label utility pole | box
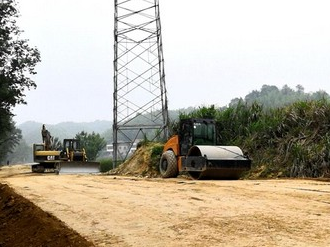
[113,0,168,166]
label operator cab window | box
[35,145,44,151]
[193,121,215,145]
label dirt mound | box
[109,143,163,178]
[0,183,94,247]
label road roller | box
[159,118,251,179]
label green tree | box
[0,0,41,162]
[179,105,218,120]
[5,138,31,164]
[75,131,106,161]
[233,84,330,110]
[296,84,305,94]
[0,116,22,163]
[51,137,62,150]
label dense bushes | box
[99,158,113,172]
[183,99,330,178]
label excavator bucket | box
[55,161,100,174]
[183,145,251,180]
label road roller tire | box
[159,150,178,178]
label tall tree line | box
[230,84,329,109]
[181,98,330,178]
[0,0,40,163]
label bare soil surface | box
[1,165,330,247]
[0,183,93,247]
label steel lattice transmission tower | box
[113,0,169,165]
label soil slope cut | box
[0,183,94,247]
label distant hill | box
[18,109,184,147]
[229,84,330,109]
[19,120,112,146]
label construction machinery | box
[55,138,100,174]
[159,118,251,179]
[32,143,61,173]
[32,125,100,174]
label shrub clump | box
[99,158,113,172]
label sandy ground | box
[1,165,330,247]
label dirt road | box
[1,165,330,247]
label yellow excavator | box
[32,125,100,174]
[160,118,251,179]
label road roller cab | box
[160,118,251,179]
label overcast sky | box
[13,0,330,124]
